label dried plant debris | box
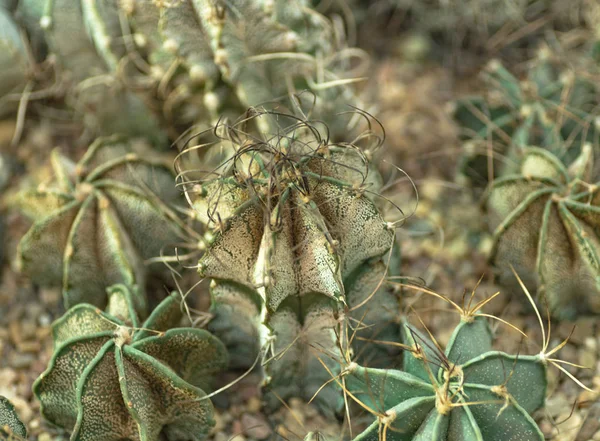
[13,135,185,313]
[345,316,548,441]
[5,0,365,141]
[33,285,228,441]
[0,396,27,441]
[486,145,600,318]
[177,109,401,413]
[454,52,599,187]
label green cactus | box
[181,111,400,412]
[454,54,599,186]
[345,317,547,441]
[13,135,185,313]
[0,1,30,118]
[33,285,228,441]
[486,144,600,319]
[9,0,360,141]
[0,396,27,441]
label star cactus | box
[345,317,547,441]
[14,135,185,314]
[0,396,26,441]
[486,144,600,318]
[34,285,228,441]
[181,111,399,412]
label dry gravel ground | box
[1,55,599,441]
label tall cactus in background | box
[179,109,400,413]
[2,0,364,144]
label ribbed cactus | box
[486,145,600,318]
[182,111,399,412]
[454,54,599,186]
[0,396,26,441]
[345,317,547,441]
[14,135,184,313]
[7,0,360,141]
[34,285,228,441]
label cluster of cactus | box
[34,285,228,440]
[180,110,401,412]
[345,315,548,440]
[0,396,27,441]
[453,47,600,318]
[454,50,599,186]
[11,135,188,313]
[0,0,362,143]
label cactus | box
[486,144,600,319]
[9,0,361,142]
[33,285,228,441]
[345,316,547,441]
[454,54,599,186]
[13,135,185,313]
[180,110,399,413]
[0,396,27,441]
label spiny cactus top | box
[34,285,228,441]
[14,136,183,313]
[486,144,600,318]
[0,396,26,441]
[345,317,548,441]
[454,54,599,185]
[10,0,358,140]
[182,112,398,412]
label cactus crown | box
[14,136,185,313]
[177,109,399,412]
[33,285,228,441]
[345,316,547,441]
[486,144,600,318]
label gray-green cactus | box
[14,135,184,313]
[345,317,547,440]
[454,54,599,186]
[0,396,26,441]
[486,144,600,319]
[182,111,400,413]
[9,0,361,141]
[33,285,228,441]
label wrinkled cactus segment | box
[0,396,27,441]
[33,286,228,441]
[454,54,599,186]
[9,0,359,141]
[486,145,600,318]
[345,317,547,441]
[14,136,184,313]
[183,111,398,412]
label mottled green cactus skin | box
[186,118,399,412]
[34,285,228,441]
[0,1,29,118]
[0,396,27,441]
[8,0,356,141]
[346,317,547,441]
[486,145,600,319]
[454,56,599,186]
[14,136,183,313]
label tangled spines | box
[34,286,228,441]
[345,317,547,441]
[13,135,186,314]
[3,0,366,143]
[176,108,401,413]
